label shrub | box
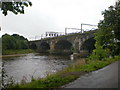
[88,46,110,60]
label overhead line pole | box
[65,27,82,35]
[65,23,97,35]
[81,23,98,33]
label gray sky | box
[0,0,115,40]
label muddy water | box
[3,53,72,83]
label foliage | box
[12,34,27,40]
[12,34,29,49]
[88,46,110,60]
[89,1,120,60]
[2,34,17,50]
[113,1,120,41]
[2,33,29,51]
[0,0,32,16]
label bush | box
[88,46,110,60]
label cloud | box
[1,0,115,40]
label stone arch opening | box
[80,37,96,53]
[54,40,73,55]
[30,43,37,50]
[54,40,72,50]
[39,42,50,52]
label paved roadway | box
[63,61,119,88]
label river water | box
[2,53,72,84]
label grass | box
[2,49,34,55]
[61,55,119,73]
[11,75,77,88]
[8,55,119,88]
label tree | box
[2,34,17,50]
[19,40,29,49]
[12,34,27,40]
[2,33,29,50]
[12,34,29,49]
[114,1,120,41]
[0,0,32,16]
[89,1,120,60]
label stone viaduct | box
[29,30,97,56]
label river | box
[2,53,72,84]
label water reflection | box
[3,53,72,83]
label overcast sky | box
[0,0,116,40]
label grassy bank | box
[2,49,34,55]
[9,55,119,88]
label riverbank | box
[9,55,119,88]
[2,49,34,56]
[1,54,27,58]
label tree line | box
[1,34,29,50]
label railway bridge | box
[29,30,97,57]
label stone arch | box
[80,37,96,53]
[39,42,50,52]
[53,40,73,55]
[30,43,37,50]
[54,40,73,50]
